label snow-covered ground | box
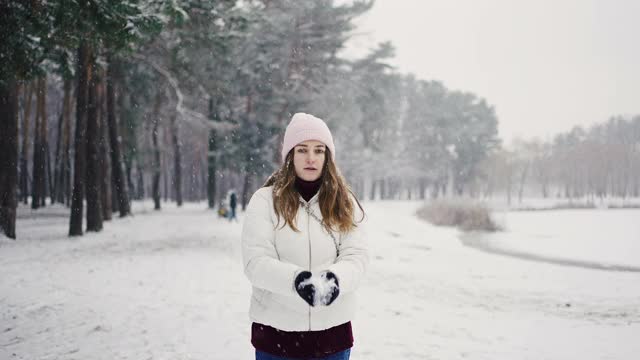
[482,195,640,212]
[464,209,640,271]
[1,200,639,359]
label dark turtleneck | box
[294,176,322,202]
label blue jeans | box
[256,348,351,360]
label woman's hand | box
[318,271,340,305]
[294,270,340,306]
[294,271,315,306]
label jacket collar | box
[299,192,320,207]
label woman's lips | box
[304,167,317,171]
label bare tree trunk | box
[0,78,19,239]
[152,122,161,210]
[430,182,440,199]
[419,178,427,200]
[151,92,162,210]
[136,161,144,200]
[85,57,103,232]
[125,161,134,200]
[201,154,207,201]
[31,77,47,209]
[54,79,72,205]
[541,182,548,198]
[31,80,42,208]
[207,97,222,208]
[163,156,169,202]
[518,162,529,203]
[390,179,400,199]
[111,174,118,213]
[207,129,217,209]
[40,77,49,207]
[86,59,102,232]
[358,177,365,202]
[69,42,91,236]
[506,172,513,206]
[170,114,182,207]
[187,163,195,201]
[53,110,63,204]
[241,170,252,211]
[441,178,448,198]
[100,127,112,220]
[63,80,73,206]
[369,179,377,201]
[45,126,52,204]
[98,73,112,221]
[163,124,169,203]
[20,81,33,204]
[106,55,130,217]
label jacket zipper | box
[306,201,312,330]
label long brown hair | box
[263,149,364,234]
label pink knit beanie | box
[281,113,335,163]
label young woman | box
[241,113,368,360]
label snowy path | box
[1,201,639,359]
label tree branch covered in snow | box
[130,53,237,132]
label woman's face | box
[293,140,326,181]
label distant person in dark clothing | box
[229,191,238,222]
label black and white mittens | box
[294,270,340,306]
[294,271,315,306]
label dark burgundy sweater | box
[251,176,353,358]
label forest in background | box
[1,0,639,239]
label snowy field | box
[465,209,640,271]
[1,200,639,360]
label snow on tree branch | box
[131,53,237,133]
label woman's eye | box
[297,148,306,153]
[315,149,325,154]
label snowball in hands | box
[294,270,340,306]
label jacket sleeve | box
[242,190,303,296]
[327,204,369,294]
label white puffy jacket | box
[241,186,368,331]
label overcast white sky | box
[341,0,640,143]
